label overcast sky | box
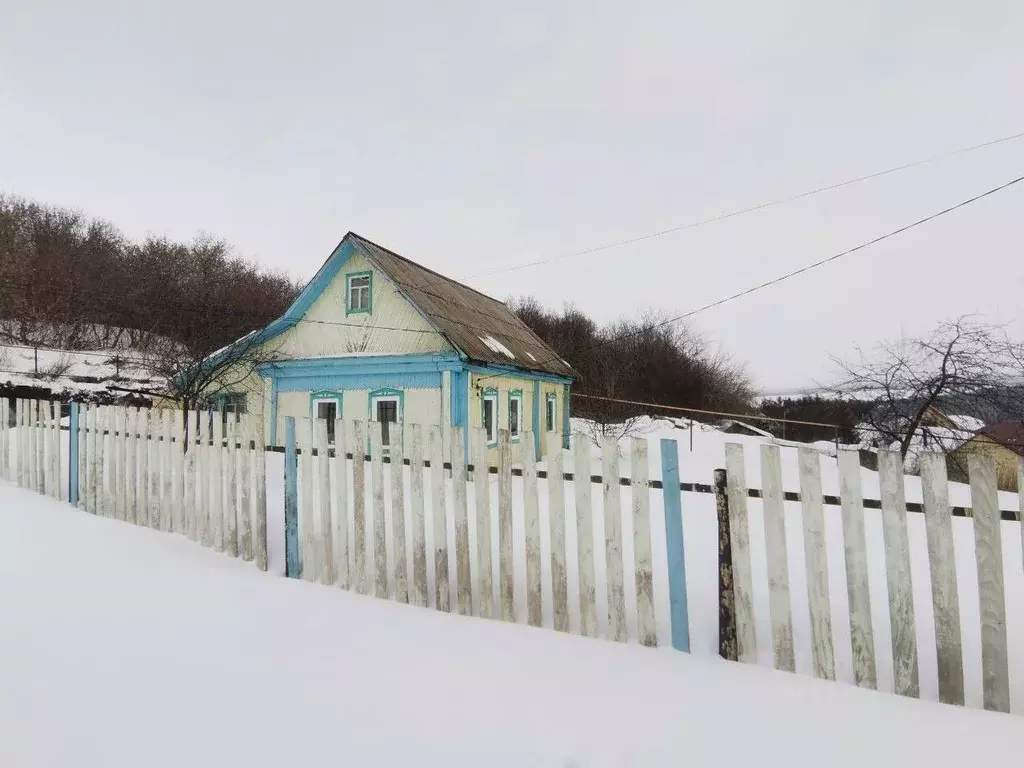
[2,1,1023,392]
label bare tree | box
[142,328,285,444]
[833,317,1024,463]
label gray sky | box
[3,1,1023,392]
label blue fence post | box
[284,416,300,578]
[69,402,80,507]
[661,438,690,652]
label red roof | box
[977,421,1024,457]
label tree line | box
[0,194,299,356]
[508,297,755,433]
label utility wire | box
[474,172,1024,385]
[470,129,1024,278]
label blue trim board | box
[464,362,572,385]
[660,438,690,652]
[284,418,300,578]
[259,352,463,379]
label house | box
[212,232,574,460]
[948,421,1024,491]
[718,418,775,439]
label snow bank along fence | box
[4,397,1021,715]
[0,397,269,570]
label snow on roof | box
[478,334,516,361]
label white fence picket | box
[125,408,137,524]
[548,431,570,633]
[316,418,332,583]
[920,451,964,706]
[332,419,349,587]
[497,429,514,622]
[574,434,597,638]
[601,435,626,642]
[798,447,835,681]
[522,432,542,626]
[172,412,184,536]
[472,428,494,619]
[161,410,172,533]
[88,404,100,515]
[837,448,876,689]
[409,424,427,606]
[430,424,451,612]
[725,443,757,663]
[761,444,795,673]
[115,407,126,518]
[968,455,1011,713]
[253,415,268,572]
[0,398,7,482]
[239,415,253,561]
[451,426,471,615]
[631,437,656,647]
[351,420,367,594]
[878,449,919,698]
[370,421,388,598]
[390,423,408,603]
[225,418,239,556]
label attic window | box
[346,271,372,315]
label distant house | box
[948,421,1024,491]
[212,232,574,459]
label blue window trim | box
[345,270,373,316]
[309,390,343,421]
[562,383,571,450]
[546,392,557,433]
[508,388,523,443]
[482,387,499,446]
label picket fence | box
[0,398,269,570]
[2,397,1021,715]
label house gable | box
[264,239,455,360]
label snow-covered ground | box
[0,342,161,397]
[2,480,1022,767]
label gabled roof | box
[264,232,573,379]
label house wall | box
[949,436,1021,491]
[269,250,452,359]
[468,371,568,461]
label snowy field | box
[2,480,1022,767]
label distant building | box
[211,232,574,459]
[948,421,1024,491]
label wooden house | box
[210,233,573,459]
[948,421,1024,491]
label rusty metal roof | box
[976,421,1024,457]
[348,233,574,379]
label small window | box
[315,400,338,443]
[508,390,522,441]
[375,398,399,445]
[215,393,247,426]
[346,272,372,314]
[483,389,498,445]
[546,394,557,433]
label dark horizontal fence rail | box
[264,444,1020,521]
[32,428,1021,520]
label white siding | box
[269,251,453,359]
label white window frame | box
[508,391,523,441]
[312,396,341,443]
[483,390,498,446]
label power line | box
[470,129,1024,278]
[474,172,1024,385]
